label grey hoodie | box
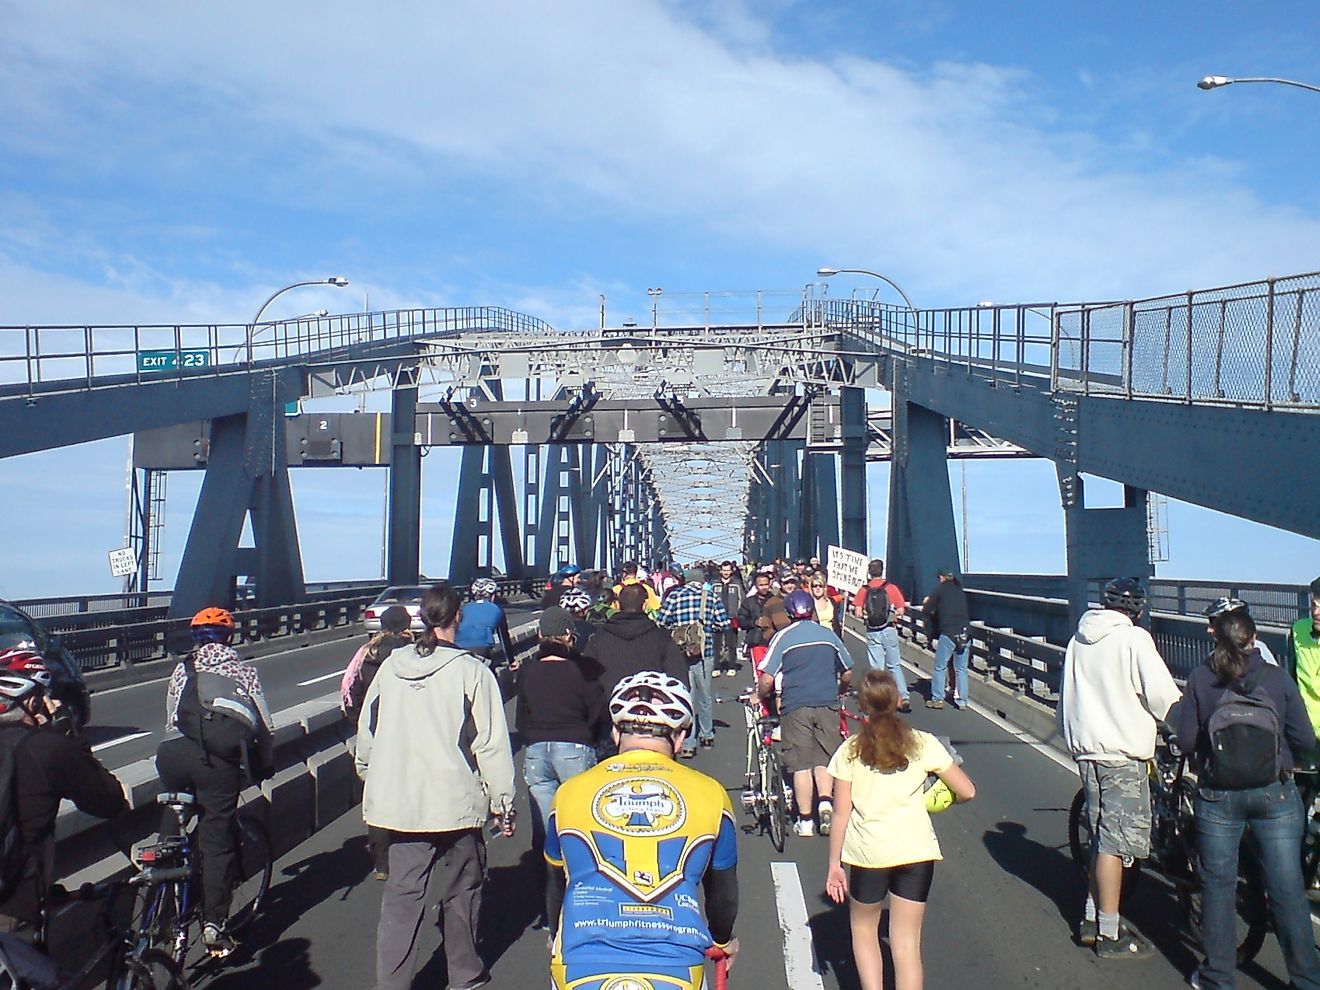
[1057,608,1181,762]
[355,642,515,833]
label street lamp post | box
[1198,75,1320,95]
[816,267,917,311]
[245,277,349,364]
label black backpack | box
[864,582,896,630]
[175,654,261,765]
[1204,671,1283,789]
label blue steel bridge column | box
[170,368,306,618]
[840,385,868,555]
[804,451,840,561]
[386,381,422,586]
[1058,469,1153,631]
[886,398,960,606]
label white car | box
[363,585,430,633]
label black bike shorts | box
[848,860,935,904]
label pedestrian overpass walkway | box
[135,633,1299,990]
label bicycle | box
[739,696,790,852]
[705,945,730,990]
[0,866,192,989]
[136,792,273,970]
[1067,736,1268,964]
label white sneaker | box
[818,801,833,836]
[794,819,815,838]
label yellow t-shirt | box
[827,729,953,868]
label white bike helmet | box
[471,578,499,599]
[609,671,694,734]
[1203,596,1248,619]
[558,588,593,613]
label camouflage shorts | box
[1079,759,1151,860]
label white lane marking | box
[91,730,152,752]
[298,668,348,687]
[770,861,825,990]
[842,627,1077,774]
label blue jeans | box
[680,656,715,755]
[931,634,969,705]
[523,742,597,848]
[1194,779,1320,990]
[865,627,907,699]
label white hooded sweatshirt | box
[1057,609,1181,762]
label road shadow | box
[204,834,373,988]
[808,892,900,990]
[414,846,547,986]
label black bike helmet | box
[1102,577,1147,618]
[1203,596,1248,620]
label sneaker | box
[794,819,815,838]
[447,974,491,990]
[952,699,967,710]
[712,670,724,678]
[1094,930,1153,959]
[898,700,913,713]
[373,869,389,881]
[700,737,715,749]
[925,699,945,709]
[679,748,696,760]
[818,801,833,836]
[202,922,236,959]
[1188,963,1203,989]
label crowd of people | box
[1,565,1319,990]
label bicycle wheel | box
[761,746,788,853]
[113,948,187,990]
[1178,842,1269,966]
[1067,787,1140,898]
[226,816,272,935]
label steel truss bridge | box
[2,272,1317,624]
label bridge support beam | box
[387,383,422,586]
[840,387,868,555]
[887,399,960,605]
[1058,469,1152,630]
[170,398,306,618]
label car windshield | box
[374,587,427,606]
[0,605,42,653]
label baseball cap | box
[380,605,412,634]
[684,566,706,583]
[539,606,576,638]
[938,568,956,579]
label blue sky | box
[1,0,1318,599]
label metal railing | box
[813,271,1320,411]
[1055,273,1320,409]
[0,306,557,398]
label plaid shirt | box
[656,584,732,663]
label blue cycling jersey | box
[455,600,504,650]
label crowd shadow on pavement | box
[203,834,374,988]
[980,821,1292,988]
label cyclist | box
[0,649,127,939]
[1287,578,1320,734]
[543,565,583,608]
[556,588,598,653]
[1057,578,1180,959]
[545,672,739,990]
[1175,608,1320,990]
[456,578,515,667]
[759,590,853,837]
[158,607,274,959]
[1203,597,1277,666]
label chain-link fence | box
[1054,272,1320,409]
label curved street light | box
[816,267,917,311]
[1198,75,1320,95]
[245,277,349,364]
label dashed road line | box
[91,730,153,752]
[770,861,825,990]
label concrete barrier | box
[56,619,541,891]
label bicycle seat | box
[156,791,197,807]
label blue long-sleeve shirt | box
[1175,649,1317,776]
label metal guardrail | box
[0,306,556,397]
[813,270,1320,412]
[52,577,536,672]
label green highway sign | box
[137,349,211,373]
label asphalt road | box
[139,628,1305,990]
[81,603,540,770]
